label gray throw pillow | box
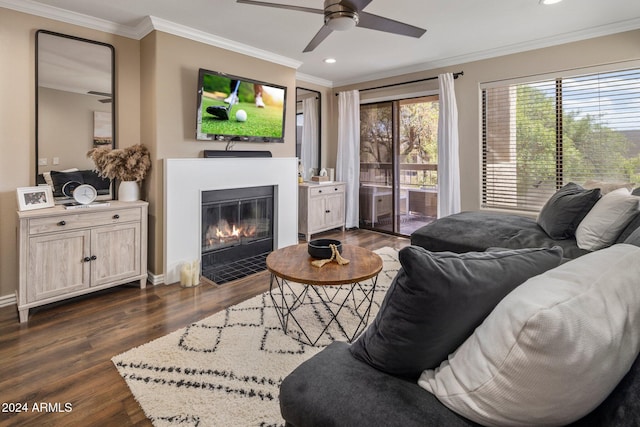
[624,226,640,247]
[537,182,601,239]
[616,212,640,244]
[350,245,564,380]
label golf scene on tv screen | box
[196,68,286,142]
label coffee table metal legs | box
[269,274,378,346]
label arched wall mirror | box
[296,87,321,180]
[36,30,115,202]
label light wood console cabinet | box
[298,182,346,241]
[17,201,148,322]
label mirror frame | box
[296,87,322,171]
[35,30,116,201]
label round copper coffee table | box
[266,243,383,346]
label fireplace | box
[201,186,274,284]
[164,158,297,286]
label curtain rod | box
[335,71,464,96]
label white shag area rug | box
[112,247,400,427]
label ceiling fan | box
[236,0,427,52]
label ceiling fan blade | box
[303,25,334,52]
[340,0,373,12]
[357,11,426,38]
[236,0,323,15]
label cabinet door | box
[307,196,326,231]
[91,222,141,287]
[27,230,91,302]
[325,193,345,227]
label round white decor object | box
[73,184,97,205]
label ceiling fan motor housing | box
[324,0,359,30]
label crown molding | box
[295,72,333,88]
[0,0,139,38]
[333,16,640,87]
[140,16,302,70]
[0,1,302,69]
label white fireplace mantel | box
[164,157,298,284]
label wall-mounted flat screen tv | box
[196,68,286,143]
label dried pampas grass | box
[87,144,151,182]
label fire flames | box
[205,219,257,247]
[216,224,241,239]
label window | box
[482,67,640,212]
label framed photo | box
[93,111,113,147]
[17,186,55,211]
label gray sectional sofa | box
[410,209,640,260]
[280,184,640,427]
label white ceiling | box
[10,0,640,86]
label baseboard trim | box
[147,272,165,286]
[0,275,166,309]
[0,293,17,308]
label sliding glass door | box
[359,96,439,235]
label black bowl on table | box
[308,239,343,259]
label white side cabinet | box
[17,201,148,322]
[298,182,346,241]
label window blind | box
[482,67,640,212]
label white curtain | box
[300,96,319,180]
[437,73,461,218]
[336,90,360,228]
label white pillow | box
[582,180,635,194]
[419,244,640,427]
[575,187,640,251]
[42,171,54,187]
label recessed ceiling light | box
[539,0,563,4]
[323,58,337,64]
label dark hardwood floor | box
[0,229,409,427]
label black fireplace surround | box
[201,186,274,284]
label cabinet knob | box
[90,255,97,261]
[58,220,66,226]
[318,190,322,193]
[113,214,120,219]
[325,210,330,213]
[83,256,91,262]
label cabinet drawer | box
[29,208,141,235]
[309,185,344,197]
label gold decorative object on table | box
[311,244,350,268]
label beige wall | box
[333,29,640,212]
[140,31,298,275]
[0,7,140,300]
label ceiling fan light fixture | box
[324,1,359,31]
[325,12,358,31]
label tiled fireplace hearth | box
[164,158,298,285]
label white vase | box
[118,180,140,201]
